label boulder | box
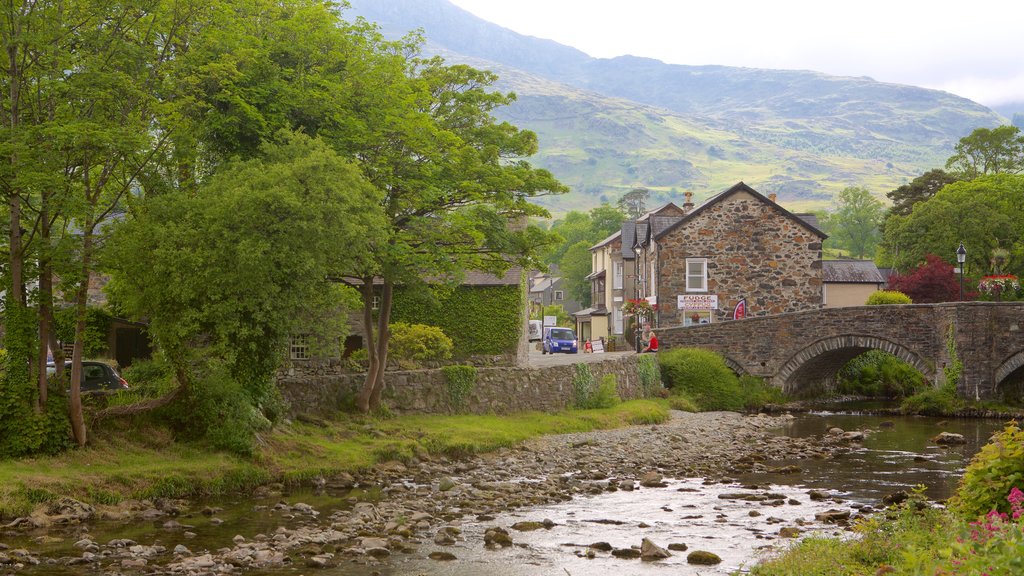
[932,432,966,445]
[639,472,665,488]
[687,550,722,565]
[640,538,671,560]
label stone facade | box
[658,301,1024,401]
[280,355,650,418]
[654,183,824,327]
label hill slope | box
[346,0,1004,211]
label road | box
[525,344,638,368]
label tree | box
[589,204,627,240]
[886,255,960,303]
[945,125,1024,180]
[828,187,885,259]
[559,240,594,308]
[618,187,649,218]
[886,169,959,217]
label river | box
[2,410,1008,576]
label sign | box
[733,298,746,320]
[678,294,718,310]
[543,315,557,327]
[592,339,605,353]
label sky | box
[446,0,1024,108]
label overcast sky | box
[447,0,1023,107]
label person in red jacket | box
[641,331,658,353]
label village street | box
[526,346,637,368]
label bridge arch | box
[722,356,749,378]
[995,350,1024,400]
[775,334,932,395]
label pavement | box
[525,344,638,368]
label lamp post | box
[634,245,642,352]
[956,242,966,301]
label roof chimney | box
[683,190,694,213]
[768,193,777,203]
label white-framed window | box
[371,295,381,310]
[613,307,624,334]
[684,310,713,327]
[686,258,708,292]
[554,290,564,301]
[290,335,310,360]
[613,261,623,290]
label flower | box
[622,298,654,317]
[978,275,1020,295]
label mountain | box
[345,0,1005,212]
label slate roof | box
[590,229,621,251]
[654,182,828,241]
[620,221,637,259]
[796,213,820,229]
[350,266,523,287]
[823,260,885,284]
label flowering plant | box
[978,274,1020,295]
[622,298,655,316]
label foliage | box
[943,322,962,396]
[559,240,595,307]
[978,274,1021,296]
[441,365,476,413]
[119,358,175,397]
[618,187,650,218]
[880,174,1024,276]
[637,354,662,396]
[572,364,596,409]
[949,422,1024,519]
[622,298,655,317]
[737,375,788,408]
[885,169,959,218]
[827,186,885,259]
[945,125,1024,180]
[865,290,912,305]
[900,388,962,415]
[837,350,927,398]
[585,374,622,410]
[533,304,572,327]
[391,284,523,357]
[666,394,699,412]
[53,308,113,358]
[884,255,959,303]
[546,204,626,309]
[387,323,453,367]
[658,348,744,411]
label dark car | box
[46,361,130,394]
[542,327,578,354]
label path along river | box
[1,409,1006,576]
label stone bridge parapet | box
[658,302,1024,399]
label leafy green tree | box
[560,240,594,308]
[945,125,1024,180]
[828,187,885,259]
[880,174,1024,276]
[590,204,627,240]
[886,169,959,217]
[618,187,649,218]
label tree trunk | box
[36,192,55,408]
[68,220,96,447]
[356,277,378,413]
[367,281,394,411]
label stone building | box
[594,182,826,333]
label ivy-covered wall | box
[391,284,523,358]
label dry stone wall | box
[280,355,648,418]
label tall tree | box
[945,125,1024,180]
[559,240,594,308]
[829,186,885,259]
[618,187,649,218]
[886,169,959,217]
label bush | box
[659,348,744,411]
[637,354,662,396]
[121,358,174,396]
[388,322,453,367]
[738,375,787,409]
[667,394,698,412]
[949,422,1024,519]
[587,374,621,409]
[900,388,961,416]
[572,363,595,408]
[441,365,476,413]
[866,290,912,305]
[837,350,927,398]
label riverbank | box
[0,409,860,574]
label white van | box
[528,320,543,342]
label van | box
[542,326,578,354]
[528,320,543,342]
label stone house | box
[595,182,825,333]
[528,268,581,316]
[822,259,886,308]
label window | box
[371,295,381,310]
[613,307,623,334]
[290,335,310,360]
[613,261,623,290]
[554,290,564,301]
[686,258,708,292]
[684,310,713,327]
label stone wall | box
[280,355,648,418]
[656,188,823,327]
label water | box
[4,411,1008,575]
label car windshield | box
[549,329,574,340]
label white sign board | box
[543,315,557,327]
[592,339,605,353]
[678,294,718,310]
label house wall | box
[656,190,823,327]
[824,283,881,308]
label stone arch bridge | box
[658,302,1024,400]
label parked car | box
[46,361,130,394]
[542,327,578,354]
[528,320,543,342]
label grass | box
[0,400,668,519]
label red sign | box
[733,299,746,320]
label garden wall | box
[279,355,648,418]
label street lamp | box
[956,242,967,301]
[633,245,642,352]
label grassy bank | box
[0,400,668,519]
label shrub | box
[388,322,453,367]
[866,290,912,305]
[738,375,787,409]
[949,422,1024,519]
[659,348,743,411]
[900,388,961,416]
[587,374,621,409]
[441,365,476,413]
[837,350,927,398]
[637,354,662,396]
[120,358,174,396]
[667,394,698,412]
[572,363,595,408]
